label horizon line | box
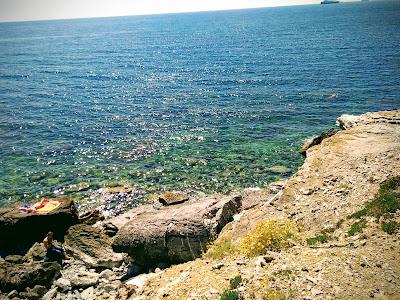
[0,2,330,24]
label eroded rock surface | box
[0,198,78,256]
[123,110,400,300]
[0,260,61,292]
[64,224,125,269]
[112,194,242,265]
[158,191,190,206]
[278,109,400,231]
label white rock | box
[65,291,74,300]
[311,288,324,296]
[336,114,362,129]
[55,277,72,292]
[255,256,267,268]
[80,286,95,300]
[42,287,58,300]
[126,273,158,289]
[7,290,18,298]
[63,269,100,288]
[99,269,116,281]
[73,290,82,300]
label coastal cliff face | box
[0,110,398,300]
[126,110,400,300]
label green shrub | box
[381,220,399,234]
[348,219,367,236]
[321,226,336,234]
[230,275,242,289]
[347,176,399,235]
[306,235,329,246]
[349,208,368,219]
[350,176,399,219]
[220,289,239,300]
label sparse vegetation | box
[348,208,368,219]
[348,219,367,236]
[272,269,294,280]
[204,233,236,259]
[381,220,399,234]
[220,289,239,300]
[230,275,242,289]
[306,234,329,246]
[263,288,289,300]
[321,226,336,234]
[220,275,242,300]
[348,176,400,235]
[238,219,298,257]
[206,218,298,259]
[306,218,345,247]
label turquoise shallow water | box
[0,1,399,207]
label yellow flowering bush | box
[238,218,298,257]
[204,232,236,259]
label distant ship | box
[321,0,339,4]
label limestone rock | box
[64,224,124,269]
[21,285,47,300]
[112,194,242,265]
[78,210,104,225]
[336,114,362,129]
[24,242,47,262]
[54,277,72,292]
[116,284,135,300]
[0,260,61,292]
[158,191,190,206]
[0,197,78,256]
[102,222,119,237]
[62,269,99,288]
[80,286,95,300]
[99,269,116,281]
[42,287,58,300]
[4,255,24,264]
[300,128,338,157]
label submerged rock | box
[64,224,125,269]
[0,197,78,256]
[112,194,242,266]
[266,165,291,174]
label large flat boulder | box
[112,194,242,266]
[64,224,125,269]
[0,197,78,256]
[0,260,61,292]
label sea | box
[0,0,399,210]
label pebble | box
[212,262,224,270]
[7,290,18,298]
[99,269,116,281]
[255,256,267,268]
[311,288,324,296]
[55,277,72,292]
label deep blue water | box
[0,1,399,208]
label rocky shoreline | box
[1,109,399,300]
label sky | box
[0,0,342,23]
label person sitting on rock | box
[43,231,69,263]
